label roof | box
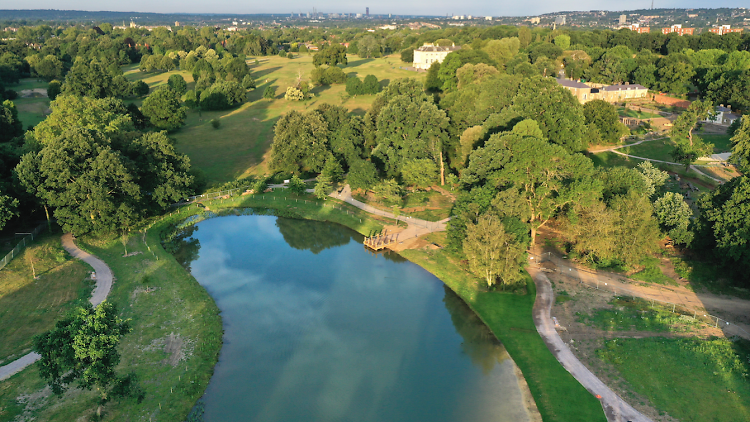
[556,78,590,89]
[725,113,741,120]
[415,44,461,52]
[601,83,647,91]
[716,106,732,112]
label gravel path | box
[0,234,113,381]
[529,265,652,422]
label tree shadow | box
[252,66,282,80]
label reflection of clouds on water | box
[183,215,531,422]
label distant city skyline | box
[7,1,749,17]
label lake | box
[174,214,536,422]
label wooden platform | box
[363,232,397,251]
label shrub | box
[211,118,220,129]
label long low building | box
[556,79,648,104]
[412,43,461,70]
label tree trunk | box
[44,205,51,231]
[439,151,445,186]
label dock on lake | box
[364,231,397,251]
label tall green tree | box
[670,100,714,169]
[729,115,750,172]
[141,86,187,131]
[269,110,330,174]
[313,44,348,67]
[62,58,116,99]
[33,302,141,415]
[463,215,525,288]
[0,100,23,142]
[583,100,628,144]
[462,120,598,243]
[654,192,693,245]
[167,74,188,95]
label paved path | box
[329,184,449,242]
[529,265,652,422]
[0,234,113,381]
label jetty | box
[363,231,397,251]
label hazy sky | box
[10,1,749,17]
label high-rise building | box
[366,7,369,17]
[619,14,627,25]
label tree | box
[131,81,149,97]
[345,77,363,96]
[284,86,305,101]
[46,80,62,101]
[313,44,348,67]
[424,62,442,92]
[200,81,246,110]
[242,74,256,90]
[33,55,63,81]
[729,115,750,172]
[142,87,187,131]
[401,159,438,188]
[288,175,306,194]
[314,175,332,199]
[33,95,133,144]
[362,75,380,94]
[518,27,532,48]
[462,120,598,243]
[269,110,329,174]
[554,34,571,50]
[33,302,141,414]
[636,161,669,197]
[263,85,276,100]
[371,179,403,204]
[583,100,628,144]
[62,58,115,99]
[438,49,496,92]
[511,77,587,152]
[358,35,381,58]
[400,49,414,63]
[0,193,18,230]
[695,175,750,276]
[670,100,714,169]
[463,215,525,287]
[0,100,23,142]
[347,159,378,190]
[321,158,344,183]
[167,74,187,95]
[482,38,520,69]
[654,192,693,245]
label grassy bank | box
[0,230,93,365]
[0,190,393,421]
[598,337,750,422]
[400,233,607,422]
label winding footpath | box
[0,233,113,381]
[529,264,652,422]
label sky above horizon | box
[10,1,749,17]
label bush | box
[199,81,246,110]
[345,77,363,96]
[167,74,187,95]
[47,80,62,100]
[263,85,276,100]
[211,118,220,129]
[131,80,150,97]
[242,74,256,90]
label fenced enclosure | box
[0,223,47,271]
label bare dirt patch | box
[144,333,191,367]
[19,88,47,98]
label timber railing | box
[0,222,47,271]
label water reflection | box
[174,214,531,422]
[165,225,201,272]
[442,286,509,375]
[275,217,355,254]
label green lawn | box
[127,54,422,186]
[590,151,645,168]
[702,134,733,153]
[619,138,676,162]
[0,230,93,365]
[577,296,698,332]
[597,337,750,422]
[401,233,607,422]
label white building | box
[412,43,461,70]
[704,105,741,126]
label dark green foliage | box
[263,85,276,100]
[311,66,347,86]
[131,80,150,97]
[33,302,136,400]
[400,49,414,63]
[242,74,256,90]
[142,86,186,131]
[46,80,62,101]
[347,159,378,190]
[199,81,246,110]
[211,118,220,129]
[269,110,330,174]
[0,100,23,142]
[167,74,188,96]
[345,77,363,95]
[362,75,380,94]
[424,61,442,92]
[287,175,306,194]
[313,44,348,67]
[61,58,118,99]
[528,42,564,62]
[730,115,750,172]
[125,103,147,130]
[583,100,628,144]
[438,49,496,91]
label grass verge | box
[0,229,93,365]
[576,296,699,332]
[597,337,750,422]
[400,234,607,422]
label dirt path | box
[0,234,113,381]
[529,266,653,422]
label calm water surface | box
[176,215,532,422]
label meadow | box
[124,54,422,186]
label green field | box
[702,134,733,153]
[8,78,51,129]
[124,54,422,186]
[401,232,607,422]
[0,231,93,365]
[597,337,750,422]
[577,296,698,332]
[619,138,676,162]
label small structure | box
[662,24,694,36]
[709,25,743,35]
[364,231,397,251]
[412,43,461,70]
[704,105,741,126]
